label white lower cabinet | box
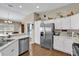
[54,36,64,51]
[54,36,73,55]
[0,40,18,56]
[63,37,73,54]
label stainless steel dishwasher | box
[19,37,29,55]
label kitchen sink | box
[0,39,14,47]
[0,42,7,47]
[3,39,14,42]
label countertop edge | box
[0,35,29,51]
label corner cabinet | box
[0,40,19,56]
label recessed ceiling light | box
[19,5,22,8]
[36,6,39,8]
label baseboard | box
[32,43,40,46]
[19,50,29,56]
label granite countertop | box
[0,35,29,51]
[54,35,72,38]
[54,36,79,43]
[72,37,79,43]
[6,34,29,40]
[0,34,8,37]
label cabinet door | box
[63,37,73,54]
[55,18,62,29]
[59,36,65,52]
[61,17,71,29]
[54,36,64,51]
[1,40,18,56]
[71,14,79,29]
[54,36,59,50]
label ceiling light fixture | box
[36,6,39,8]
[19,5,22,8]
[8,21,12,23]
[4,20,8,23]
[4,12,13,24]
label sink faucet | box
[1,37,5,42]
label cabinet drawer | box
[1,40,18,56]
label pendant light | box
[4,12,12,23]
[8,12,12,24]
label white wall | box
[22,13,34,34]
[34,21,41,44]
[22,13,35,43]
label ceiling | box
[0,3,70,21]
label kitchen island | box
[0,34,29,56]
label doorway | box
[27,23,34,41]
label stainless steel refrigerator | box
[40,23,55,49]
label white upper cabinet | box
[71,13,79,29]
[61,17,71,29]
[55,17,71,29]
[40,16,71,30]
[55,13,79,29]
[55,18,62,29]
